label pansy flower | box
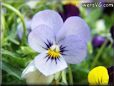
[92,35,106,48]
[92,35,111,48]
[88,66,109,85]
[22,10,90,76]
[88,66,114,85]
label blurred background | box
[1,0,114,85]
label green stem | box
[90,40,108,69]
[1,13,5,40]
[68,65,73,84]
[61,70,67,84]
[2,2,27,45]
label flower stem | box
[62,70,67,84]
[90,40,108,69]
[2,2,27,45]
[68,65,73,84]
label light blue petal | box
[31,10,63,34]
[59,35,87,64]
[56,16,91,43]
[28,25,55,53]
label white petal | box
[31,10,63,34]
[59,35,87,64]
[25,71,54,84]
[34,53,68,76]
[56,16,90,43]
[21,61,36,78]
[22,61,54,84]
[28,25,55,53]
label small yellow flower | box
[62,0,80,6]
[88,66,109,85]
[62,0,92,6]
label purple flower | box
[92,35,106,48]
[92,35,111,48]
[110,25,114,40]
[22,10,90,76]
[59,4,80,21]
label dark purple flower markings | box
[59,4,80,21]
[42,39,68,64]
[107,66,114,85]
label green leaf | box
[2,3,27,45]
[8,37,20,45]
[1,48,26,66]
[17,46,37,56]
[21,46,35,54]
[103,14,114,29]
[1,48,17,58]
[1,61,21,79]
[85,8,102,28]
[87,42,93,54]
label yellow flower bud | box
[88,66,109,85]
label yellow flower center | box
[47,44,61,58]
